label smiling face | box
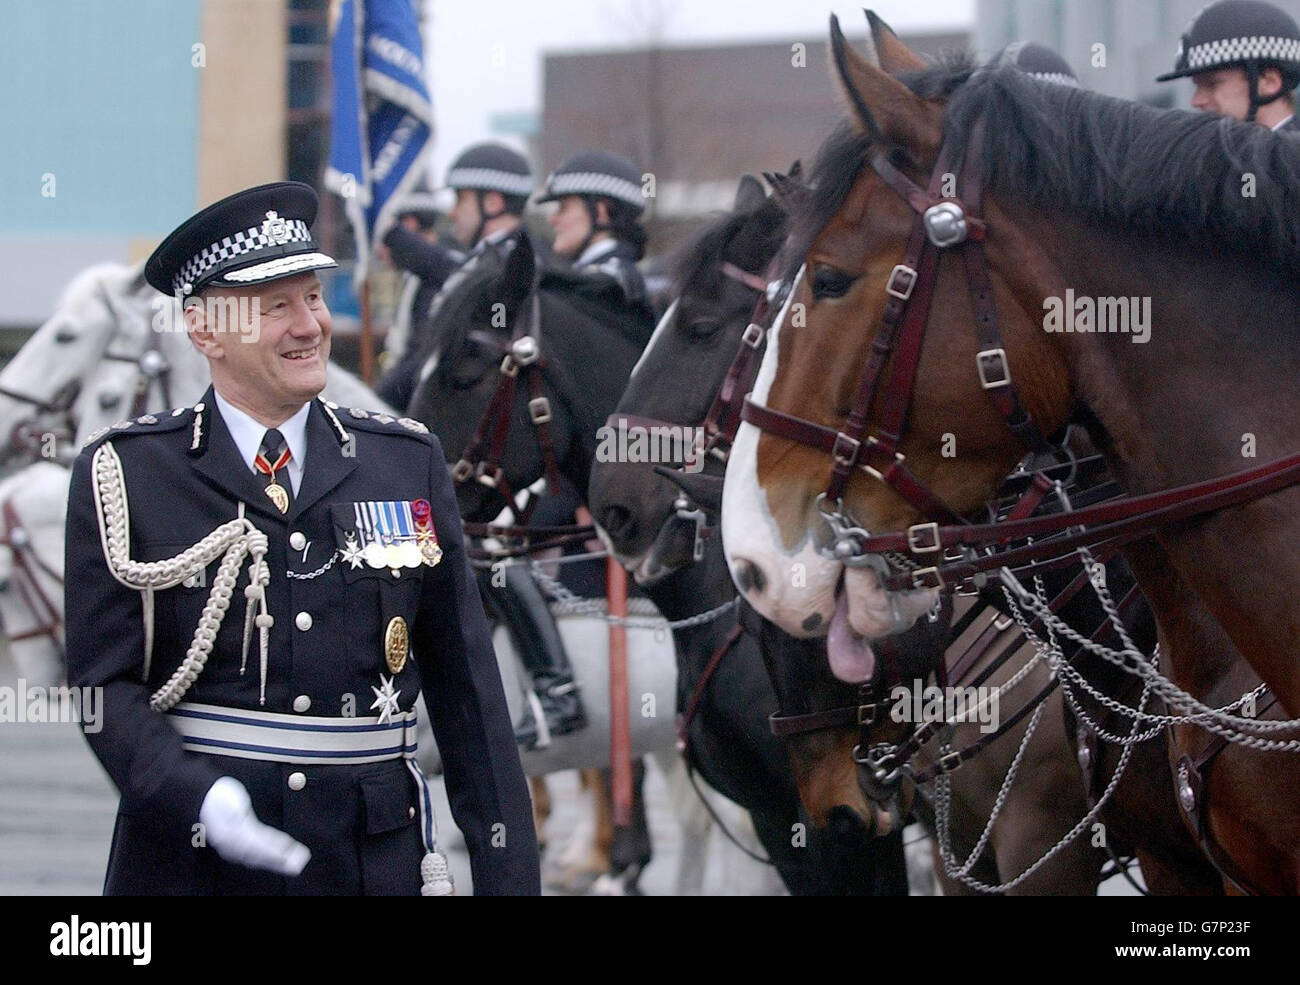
[187,271,331,425]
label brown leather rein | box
[739,116,1300,595]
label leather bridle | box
[0,498,65,656]
[449,290,567,530]
[740,112,1300,595]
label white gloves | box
[199,776,311,876]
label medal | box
[412,499,442,567]
[384,616,410,674]
[254,443,292,514]
[264,482,289,513]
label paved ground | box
[0,642,1140,896]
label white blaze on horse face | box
[722,267,842,638]
[628,299,678,382]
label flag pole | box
[359,276,375,386]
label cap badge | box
[262,210,290,245]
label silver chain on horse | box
[924,542,1299,893]
[522,558,740,633]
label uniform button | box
[289,531,307,551]
[287,771,306,791]
[293,694,311,713]
[408,806,416,819]
[295,611,313,631]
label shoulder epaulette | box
[81,407,192,452]
[321,398,431,440]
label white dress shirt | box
[212,391,309,495]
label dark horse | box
[408,233,884,893]
[590,175,913,894]
[726,13,1300,893]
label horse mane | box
[794,51,1300,278]
[673,194,788,294]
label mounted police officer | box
[1157,0,1300,132]
[65,181,540,895]
[376,143,534,410]
[538,150,651,312]
[375,185,458,401]
[998,40,1080,87]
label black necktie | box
[255,428,293,513]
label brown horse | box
[722,13,1300,892]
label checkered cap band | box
[1186,34,1300,69]
[1029,71,1080,87]
[445,167,534,196]
[174,218,313,296]
[546,171,644,208]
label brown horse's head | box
[722,13,1072,664]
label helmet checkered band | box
[173,217,312,296]
[445,167,534,196]
[1029,71,1080,87]
[546,171,644,208]
[1186,34,1300,69]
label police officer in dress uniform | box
[377,143,534,410]
[65,182,540,895]
[1157,0,1300,134]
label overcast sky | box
[424,0,975,181]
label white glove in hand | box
[200,776,311,876]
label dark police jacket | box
[65,388,540,895]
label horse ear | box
[495,228,536,322]
[766,169,811,215]
[866,10,928,73]
[733,174,767,214]
[788,160,802,181]
[829,13,941,159]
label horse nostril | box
[600,504,634,542]
[733,559,766,595]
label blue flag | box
[326,0,433,285]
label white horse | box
[0,262,392,464]
[0,462,69,688]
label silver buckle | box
[885,264,917,300]
[528,397,552,424]
[499,354,520,377]
[831,432,861,468]
[742,322,764,348]
[911,566,944,590]
[936,750,963,774]
[976,348,1011,389]
[451,459,474,482]
[857,703,878,726]
[993,614,1014,632]
[906,522,942,554]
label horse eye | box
[811,265,854,300]
[687,319,722,340]
[54,327,78,344]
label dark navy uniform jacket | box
[65,388,540,895]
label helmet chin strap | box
[469,189,509,249]
[572,197,612,260]
[1245,61,1289,123]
